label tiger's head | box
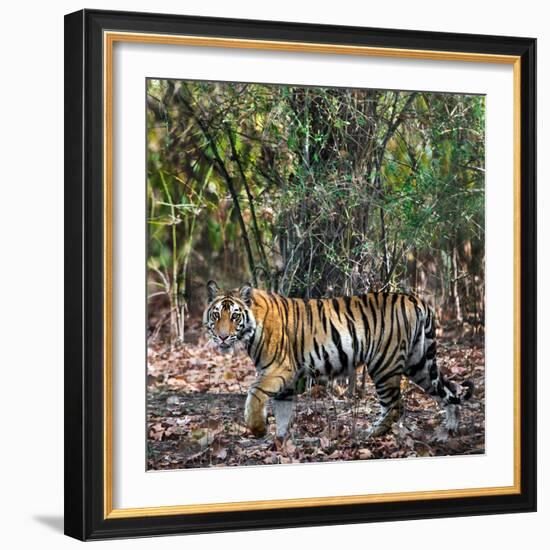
[203,280,256,353]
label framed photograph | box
[64,9,536,540]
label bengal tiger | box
[203,280,474,440]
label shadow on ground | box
[33,515,64,533]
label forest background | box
[146,80,486,469]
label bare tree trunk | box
[371,92,418,287]
[413,246,418,292]
[177,91,258,285]
[452,246,463,324]
[379,207,390,282]
[225,124,269,279]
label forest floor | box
[147,327,485,470]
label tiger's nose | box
[219,333,229,342]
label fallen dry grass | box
[147,335,485,470]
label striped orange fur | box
[203,281,474,440]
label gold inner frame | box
[103,30,522,519]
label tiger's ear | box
[239,284,253,306]
[206,280,220,303]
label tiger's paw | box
[272,435,288,451]
[365,422,392,438]
[433,425,451,442]
[366,407,402,438]
[245,413,267,437]
[244,394,267,437]
[247,423,267,438]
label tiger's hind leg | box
[405,332,473,437]
[367,372,405,438]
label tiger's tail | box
[407,305,475,408]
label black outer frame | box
[64,9,537,541]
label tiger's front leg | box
[244,365,293,437]
[272,388,295,440]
